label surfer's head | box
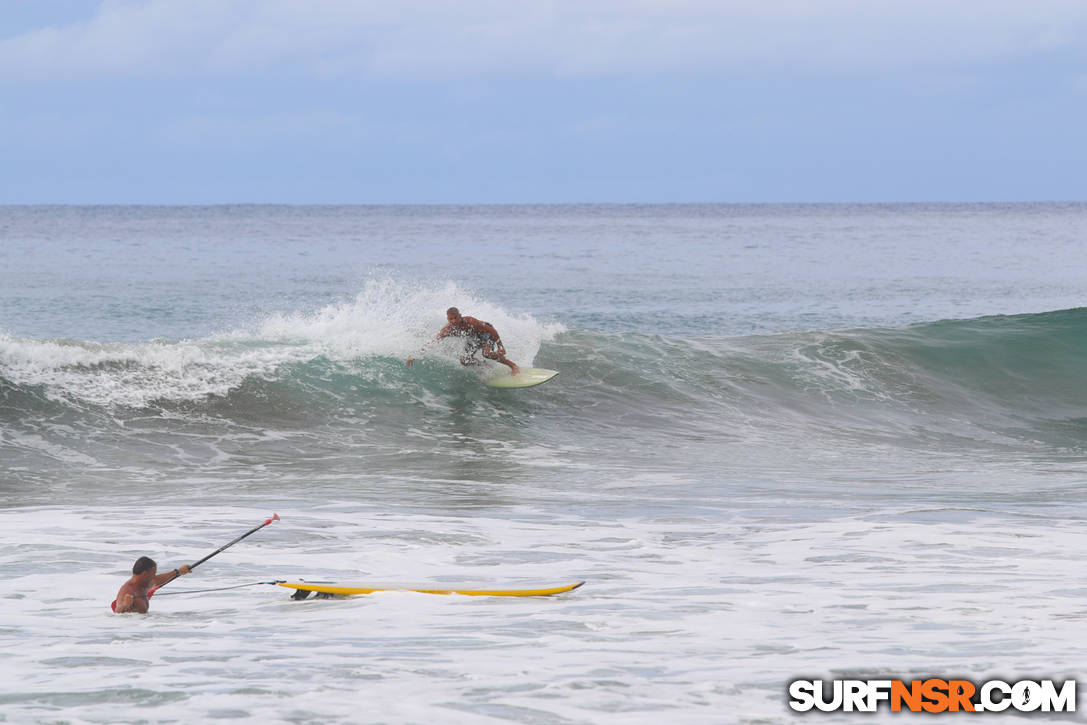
[132,556,157,575]
[447,307,462,323]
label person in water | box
[112,556,191,613]
[407,307,520,375]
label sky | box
[1,0,1086,204]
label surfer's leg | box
[460,343,487,366]
[461,339,485,366]
[482,346,519,375]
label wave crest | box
[0,280,564,409]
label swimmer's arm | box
[152,564,191,587]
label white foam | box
[0,335,291,408]
[3,503,1085,724]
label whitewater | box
[2,203,1087,724]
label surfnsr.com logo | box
[788,679,1076,713]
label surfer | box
[112,557,191,614]
[407,307,520,375]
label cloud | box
[1,0,1086,83]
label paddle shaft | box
[151,514,279,594]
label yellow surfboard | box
[279,581,584,598]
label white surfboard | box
[485,367,559,389]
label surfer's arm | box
[476,321,504,346]
[482,323,502,347]
[421,324,454,347]
[407,325,453,365]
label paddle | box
[148,513,280,597]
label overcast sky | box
[2,1,1086,204]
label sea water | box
[1,203,1086,723]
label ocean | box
[2,203,1086,723]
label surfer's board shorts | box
[464,332,497,355]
